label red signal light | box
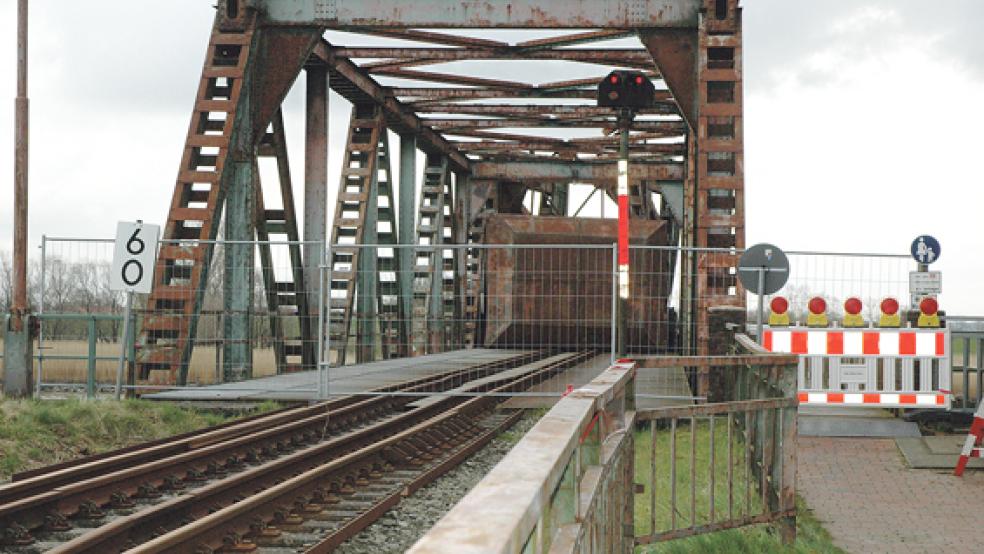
[635,76,643,85]
[920,297,938,315]
[770,296,788,315]
[880,297,899,315]
[610,75,619,84]
[844,297,862,315]
[808,297,826,315]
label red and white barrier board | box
[762,326,951,410]
[763,329,946,357]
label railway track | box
[0,350,590,553]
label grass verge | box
[633,420,843,554]
[0,398,278,482]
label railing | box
[950,317,983,413]
[634,352,798,545]
[35,313,132,399]
[410,349,799,553]
[408,360,638,554]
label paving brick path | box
[798,437,984,553]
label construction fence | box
[15,237,965,404]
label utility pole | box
[5,0,34,397]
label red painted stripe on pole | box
[763,330,773,351]
[936,332,945,356]
[827,331,843,355]
[617,195,629,265]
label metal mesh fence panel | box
[321,244,617,399]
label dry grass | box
[2,340,279,385]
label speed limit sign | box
[110,221,160,294]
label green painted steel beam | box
[398,135,417,351]
[357,143,381,363]
[223,160,256,381]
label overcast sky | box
[0,1,982,312]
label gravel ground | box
[334,409,543,554]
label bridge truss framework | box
[136,0,747,385]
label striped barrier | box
[762,326,951,409]
[954,402,983,476]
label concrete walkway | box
[798,436,984,554]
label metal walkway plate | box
[144,349,530,402]
[798,415,921,438]
[896,435,984,470]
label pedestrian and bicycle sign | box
[110,221,160,294]
[910,235,940,265]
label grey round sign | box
[738,243,789,295]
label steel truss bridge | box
[137,0,746,387]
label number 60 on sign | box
[110,221,160,294]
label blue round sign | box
[910,235,941,264]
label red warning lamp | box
[879,297,900,327]
[768,296,790,326]
[807,296,828,327]
[843,297,864,327]
[918,297,941,328]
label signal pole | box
[616,108,632,356]
[598,70,655,357]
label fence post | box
[779,359,798,543]
[611,244,617,364]
[36,234,47,398]
[86,316,97,400]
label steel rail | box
[0,351,542,545]
[77,352,592,553]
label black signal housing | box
[597,70,656,110]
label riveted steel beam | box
[338,47,654,65]
[311,41,470,172]
[471,160,684,183]
[248,0,701,28]
[426,118,687,132]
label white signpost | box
[110,221,160,399]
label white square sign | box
[110,221,160,294]
[909,271,942,296]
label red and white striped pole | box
[616,110,632,355]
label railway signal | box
[597,70,657,109]
[597,71,656,355]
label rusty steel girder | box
[482,215,671,351]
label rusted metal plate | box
[483,215,671,350]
